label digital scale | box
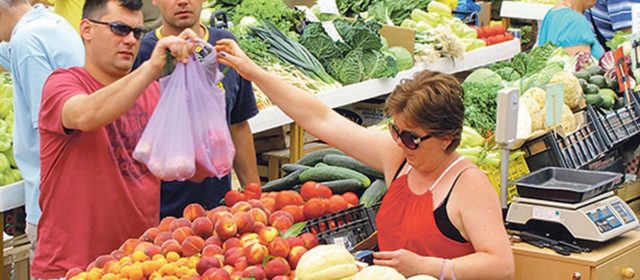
[507,191,639,243]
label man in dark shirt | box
[132,0,260,218]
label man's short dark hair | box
[82,0,143,20]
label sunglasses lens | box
[111,24,131,36]
[400,133,417,150]
[133,29,144,39]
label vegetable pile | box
[0,74,21,187]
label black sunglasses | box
[388,123,432,150]
[88,19,145,40]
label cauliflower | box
[522,87,546,110]
[521,96,544,131]
[549,71,585,110]
[560,104,577,133]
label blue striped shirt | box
[585,0,638,40]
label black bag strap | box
[588,9,611,52]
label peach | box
[202,244,224,256]
[160,239,182,256]
[260,197,276,213]
[223,247,243,266]
[321,199,332,215]
[290,191,304,205]
[66,267,83,279]
[233,256,248,271]
[94,255,116,269]
[285,237,304,248]
[243,242,269,265]
[264,258,291,279]
[181,236,205,257]
[300,181,320,201]
[202,268,231,280]
[288,246,307,269]
[268,211,294,225]
[222,237,241,252]
[154,231,173,246]
[183,203,206,221]
[140,227,160,243]
[300,233,319,249]
[268,237,290,258]
[233,212,254,234]
[248,208,268,225]
[244,183,262,200]
[119,239,141,255]
[158,216,177,232]
[215,217,238,240]
[271,216,294,232]
[303,198,325,220]
[170,218,192,232]
[329,195,348,213]
[253,221,266,233]
[246,199,265,211]
[230,201,252,214]
[275,192,298,210]
[205,235,223,247]
[135,242,162,258]
[209,211,234,227]
[342,192,359,205]
[224,190,246,208]
[242,266,266,280]
[281,205,304,223]
[103,260,122,275]
[110,249,126,260]
[173,226,194,244]
[259,226,280,245]
[272,276,291,280]
[192,217,214,239]
[196,256,223,275]
[222,265,235,276]
[316,185,332,199]
[240,233,260,248]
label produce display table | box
[250,40,522,162]
[500,2,553,21]
[0,181,25,279]
[512,230,640,279]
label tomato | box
[494,24,506,35]
[483,38,492,46]
[505,33,514,41]
[493,34,506,44]
[471,25,484,38]
[481,26,494,38]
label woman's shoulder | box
[545,7,587,22]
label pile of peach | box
[225,182,359,223]
[66,198,319,280]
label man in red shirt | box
[31,0,198,277]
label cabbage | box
[464,68,502,87]
[386,46,413,71]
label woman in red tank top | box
[216,44,515,279]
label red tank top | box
[376,167,476,259]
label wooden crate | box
[253,126,319,154]
[260,142,329,182]
[3,234,30,280]
[615,179,640,203]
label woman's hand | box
[214,39,265,82]
[373,249,431,277]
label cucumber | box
[360,179,388,207]
[574,71,590,81]
[296,148,344,166]
[319,179,363,194]
[322,154,385,179]
[314,162,329,168]
[262,169,304,192]
[281,164,310,175]
[300,166,371,187]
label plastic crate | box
[589,92,640,149]
[482,152,530,204]
[303,204,375,252]
[521,111,608,171]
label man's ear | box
[79,19,93,42]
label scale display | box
[586,206,622,233]
[612,201,636,224]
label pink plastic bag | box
[132,61,196,181]
[187,42,235,178]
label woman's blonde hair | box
[385,70,465,153]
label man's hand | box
[147,28,199,78]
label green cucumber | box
[296,148,344,166]
[319,179,363,194]
[299,166,371,187]
[281,164,311,175]
[262,169,304,192]
[314,162,329,167]
[360,179,388,207]
[322,154,385,179]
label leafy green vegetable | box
[363,50,399,79]
[367,0,431,26]
[495,67,521,82]
[606,31,630,51]
[231,0,304,39]
[385,46,413,71]
[336,0,375,16]
[464,68,502,87]
[462,82,502,136]
[327,49,365,85]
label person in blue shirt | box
[132,0,259,218]
[0,0,84,264]
[538,0,605,59]
[585,0,639,50]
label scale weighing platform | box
[507,191,638,243]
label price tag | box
[317,0,340,15]
[545,84,564,128]
[533,207,561,222]
[296,5,320,22]
[322,21,345,42]
[632,4,640,34]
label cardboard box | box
[477,1,492,27]
[284,0,314,8]
[379,25,416,55]
[334,97,387,127]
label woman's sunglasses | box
[388,123,432,150]
[88,19,145,40]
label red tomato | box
[505,33,514,41]
[471,25,484,38]
[494,24,506,35]
[481,26,494,38]
[493,34,506,44]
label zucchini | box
[300,166,371,187]
[296,148,344,166]
[360,179,388,207]
[319,179,363,194]
[262,169,304,192]
[322,154,385,179]
[315,162,329,168]
[281,163,311,175]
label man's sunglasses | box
[88,19,145,40]
[388,123,432,150]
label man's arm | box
[230,121,260,186]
